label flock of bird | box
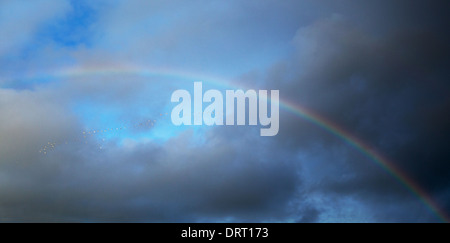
[39,113,169,155]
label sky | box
[0,0,449,222]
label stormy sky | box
[0,0,449,222]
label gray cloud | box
[0,88,306,222]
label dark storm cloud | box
[259,1,450,221]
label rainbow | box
[282,101,449,223]
[3,65,449,222]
